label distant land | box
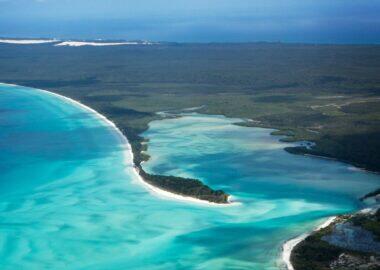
[1,39,379,173]
[0,38,155,46]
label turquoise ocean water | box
[0,83,379,269]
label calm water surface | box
[0,83,379,269]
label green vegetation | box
[351,210,380,240]
[138,168,229,203]
[0,42,380,200]
[291,227,343,270]
[292,211,380,270]
[360,188,380,201]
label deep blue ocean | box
[0,83,379,269]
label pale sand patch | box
[54,41,152,47]
[0,39,58,44]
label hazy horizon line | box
[1,36,380,46]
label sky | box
[0,0,380,43]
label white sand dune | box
[0,39,154,47]
[54,41,152,47]
[0,39,58,44]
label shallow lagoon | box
[0,84,379,269]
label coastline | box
[284,145,380,175]
[281,216,337,270]
[0,82,236,207]
[131,166,238,206]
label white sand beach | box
[282,216,336,270]
[0,83,237,207]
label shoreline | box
[131,165,238,206]
[0,82,237,207]
[303,154,380,176]
[281,216,337,270]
